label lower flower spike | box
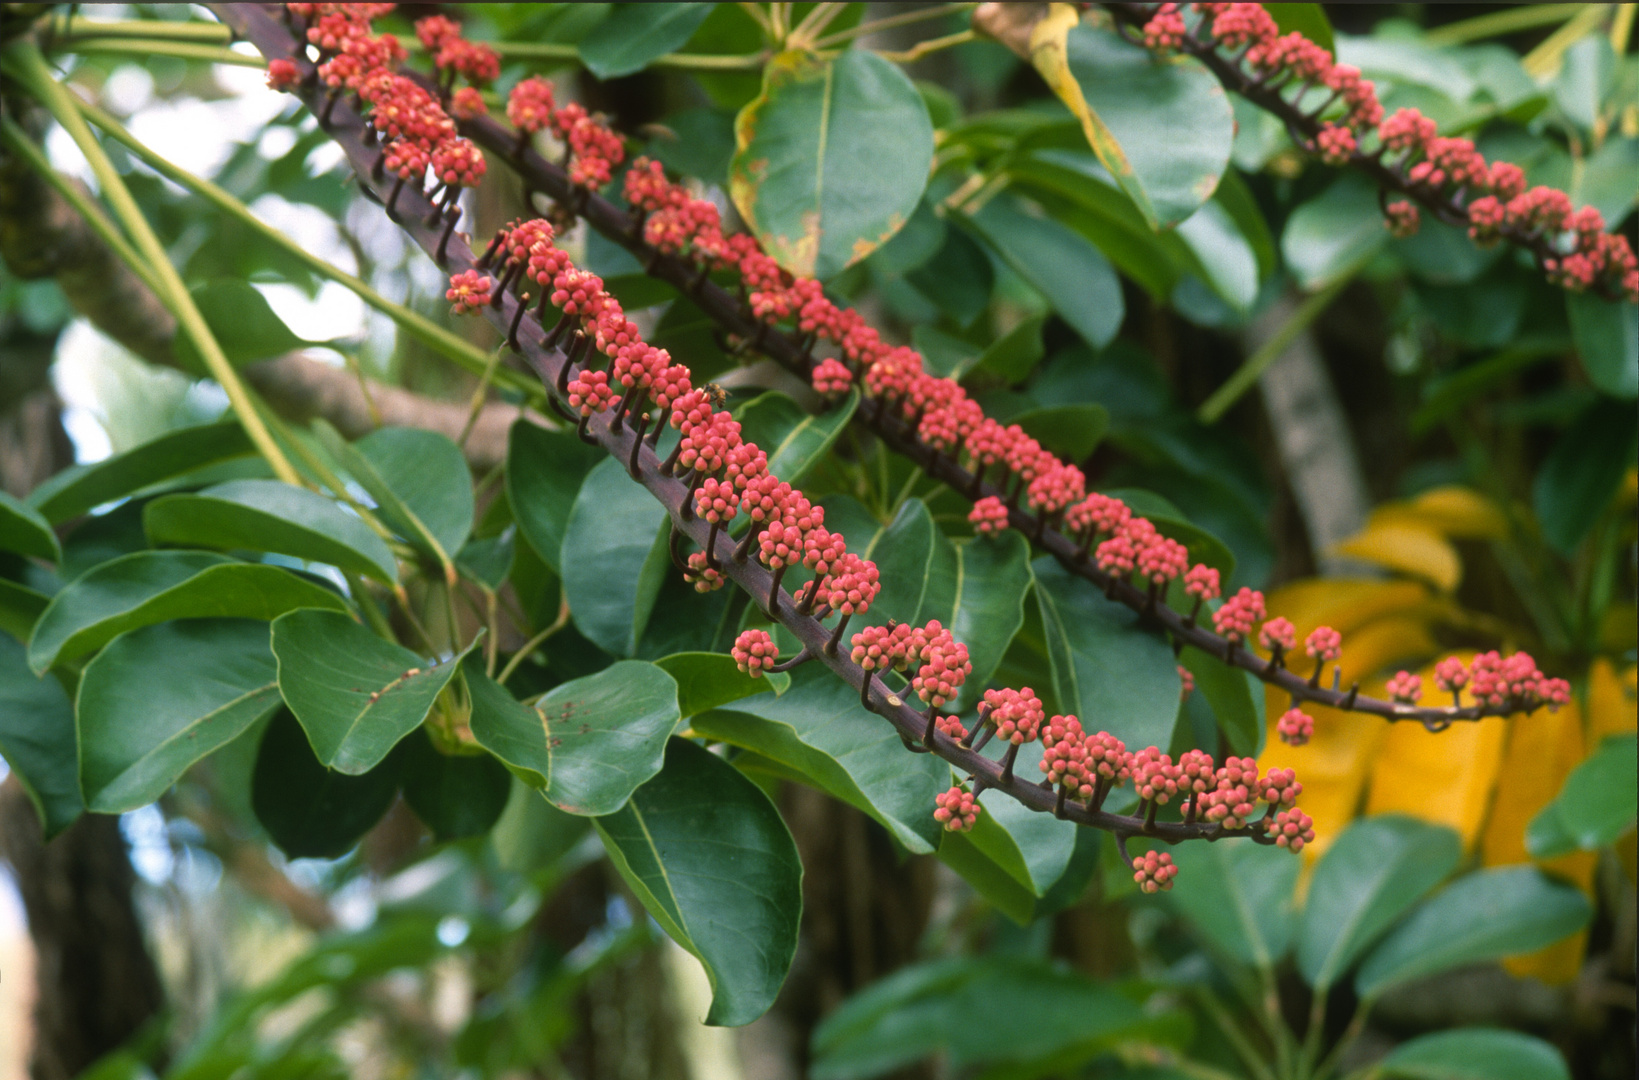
[1132,849,1178,893]
[933,784,980,832]
[732,629,778,677]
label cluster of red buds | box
[1391,650,1569,712]
[1137,2,1638,301]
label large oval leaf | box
[1568,292,1638,399]
[1374,1028,1570,1080]
[1298,815,1462,990]
[1166,838,1300,970]
[1178,644,1262,756]
[578,2,716,80]
[354,427,474,560]
[251,707,403,859]
[560,457,670,657]
[78,618,282,813]
[506,420,604,572]
[693,664,949,854]
[144,479,398,584]
[270,608,474,775]
[468,656,680,816]
[0,631,82,838]
[28,550,348,673]
[654,651,789,719]
[735,389,858,489]
[1354,866,1592,999]
[1282,173,1386,289]
[1032,556,1181,753]
[0,578,49,644]
[731,48,934,279]
[398,728,511,842]
[25,420,254,524]
[595,736,802,1027]
[1527,733,1638,858]
[0,490,60,562]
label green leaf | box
[730,48,934,279]
[1056,21,1234,229]
[398,729,511,842]
[934,826,1039,925]
[1355,866,1592,999]
[143,479,398,584]
[1567,293,1638,399]
[26,420,253,524]
[354,427,475,560]
[809,955,1168,1080]
[1178,645,1262,756]
[1527,734,1638,857]
[578,2,717,80]
[0,578,49,644]
[854,499,1035,713]
[173,280,311,373]
[468,656,680,816]
[1166,838,1300,970]
[654,651,788,719]
[269,608,473,775]
[1575,135,1639,228]
[559,457,670,657]
[1175,198,1260,312]
[1033,556,1180,753]
[28,551,348,673]
[966,193,1124,349]
[1265,3,1334,55]
[1009,404,1110,463]
[0,490,60,562]
[1532,398,1637,553]
[1298,815,1462,990]
[251,708,403,859]
[912,325,980,379]
[693,664,949,853]
[1102,486,1239,582]
[506,420,605,572]
[1281,173,1385,289]
[735,388,859,489]
[0,632,82,837]
[975,783,1078,898]
[966,315,1045,385]
[77,618,283,813]
[595,736,801,1026]
[1374,1028,1570,1080]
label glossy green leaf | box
[0,490,59,562]
[1033,557,1181,753]
[26,420,253,524]
[1527,734,1638,857]
[810,955,1169,1080]
[1166,838,1300,970]
[1532,398,1637,553]
[77,618,282,813]
[1374,1028,1570,1080]
[974,784,1078,898]
[1298,815,1462,990]
[1059,21,1234,229]
[0,632,82,837]
[966,315,1045,385]
[28,551,348,673]
[1575,135,1639,228]
[1102,487,1239,583]
[251,708,403,859]
[506,420,604,571]
[966,193,1124,349]
[654,651,788,719]
[905,223,993,325]
[735,389,859,488]
[934,826,1038,925]
[559,457,670,657]
[1355,866,1592,999]
[853,499,1034,713]
[694,664,949,853]
[469,656,680,816]
[731,48,934,280]
[579,2,716,79]
[398,729,511,842]
[354,427,474,559]
[1567,293,1638,399]
[173,280,311,373]
[0,578,48,644]
[144,479,397,583]
[1178,645,1262,756]
[1265,3,1334,55]
[595,736,802,1026]
[1009,404,1110,463]
[270,608,472,775]
[1175,199,1259,312]
[1282,173,1385,289]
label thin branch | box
[877,28,978,65]
[1197,270,1354,423]
[813,2,978,47]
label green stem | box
[75,98,537,400]
[813,2,977,47]
[1298,984,1330,1080]
[1191,985,1279,1080]
[1198,274,1353,424]
[1422,3,1585,46]
[50,15,233,43]
[1310,1000,1369,1080]
[890,465,923,516]
[57,39,265,67]
[346,572,398,642]
[4,39,301,485]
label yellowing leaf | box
[1264,579,1430,642]
[1586,658,1638,744]
[1329,616,1440,685]
[1259,692,1386,865]
[1362,656,1508,849]
[1368,485,1507,540]
[1333,523,1462,592]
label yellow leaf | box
[1586,657,1638,744]
[1265,579,1430,641]
[1259,690,1387,866]
[1362,655,1508,849]
[1332,523,1462,592]
[1368,485,1507,540]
